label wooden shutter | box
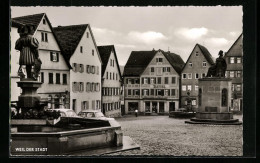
[50,52,53,61]
[57,53,59,62]
[92,100,95,109]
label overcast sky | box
[11,6,242,66]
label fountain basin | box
[10,117,124,155]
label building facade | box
[11,13,70,108]
[180,44,214,110]
[123,49,184,114]
[98,45,122,117]
[53,24,102,114]
[224,34,243,111]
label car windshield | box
[66,110,78,117]
[78,112,95,118]
[95,112,105,117]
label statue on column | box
[206,50,227,77]
[15,24,41,80]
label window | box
[165,77,168,84]
[188,73,192,79]
[50,52,59,62]
[41,32,48,42]
[230,57,235,63]
[41,72,44,83]
[113,60,115,67]
[79,64,84,73]
[237,71,242,78]
[182,85,186,91]
[91,66,95,74]
[128,89,132,96]
[236,84,241,91]
[202,61,207,67]
[198,88,202,106]
[156,58,163,62]
[144,78,148,84]
[143,89,149,96]
[164,89,169,96]
[92,83,95,92]
[82,101,88,110]
[156,67,163,75]
[110,73,112,80]
[202,73,206,78]
[79,82,84,92]
[157,89,163,96]
[171,89,176,96]
[86,32,89,38]
[163,67,170,72]
[195,51,199,56]
[116,73,118,80]
[237,57,241,63]
[113,73,115,80]
[72,82,77,92]
[172,77,176,84]
[72,99,76,111]
[49,73,53,84]
[106,72,108,79]
[43,19,46,24]
[195,85,199,91]
[151,78,155,84]
[151,67,154,72]
[80,46,83,53]
[56,73,60,84]
[45,33,48,42]
[195,73,199,79]
[230,71,234,78]
[92,100,95,109]
[92,50,94,56]
[182,73,187,79]
[189,62,193,67]
[63,74,67,84]
[187,85,192,91]
[110,59,113,66]
[157,77,161,84]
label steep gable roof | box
[182,44,214,72]
[53,25,88,62]
[224,33,243,57]
[123,51,157,77]
[12,13,45,29]
[97,45,122,79]
[123,50,184,76]
[161,51,185,74]
[53,24,102,65]
[11,13,71,69]
[197,44,214,65]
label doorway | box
[169,102,175,112]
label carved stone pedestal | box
[17,80,42,109]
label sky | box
[11,6,242,66]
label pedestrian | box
[135,109,138,117]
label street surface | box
[105,115,243,156]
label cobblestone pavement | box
[105,115,243,156]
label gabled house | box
[98,45,122,117]
[123,49,185,115]
[180,44,214,109]
[53,24,102,114]
[11,13,70,108]
[224,34,243,111]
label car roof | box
[79,110,99,113]
[50,109,75,112]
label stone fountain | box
[10,24,139,156]
[185,50,242,125]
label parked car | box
[78,110,114,120]
[47,109,79,118]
